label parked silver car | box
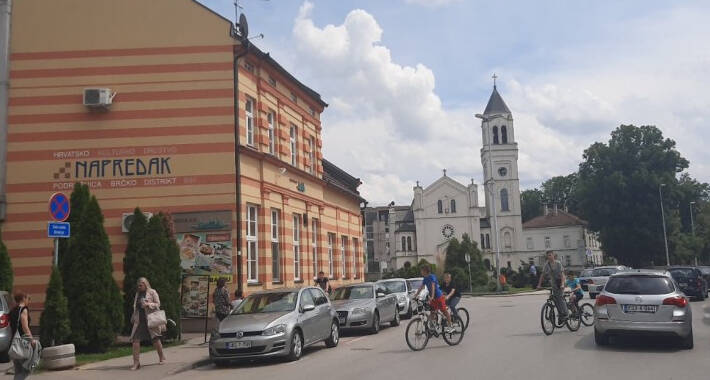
[331,283,399,333]
[209,287,339,364]
[377,278,413,318]
[0,291,11,362]
[594,270,693,349]
[587,266,629,299]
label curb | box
[170,357,212,375]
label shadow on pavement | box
[573,332,683,353]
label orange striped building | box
[2,0,365,322]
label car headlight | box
[262,324,287,336]
[397,295,406,303]
[351,307,368,315]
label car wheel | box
[681,329,694,349]
[370,311,380,334]
[404,304,413,319]
[325,321,339,348]
[594,328,609,346]
[286,331,304,361]
[390,308,401,327]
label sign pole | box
[54,238,59,267]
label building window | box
[268,76,276,87]
[501,126,508,144]
[564,235,571,248]
[437,200,443,214]
[407,236,412,251]
[307,137,315,174]
[327,233,335,278]
[267,111,275,155]
[485,234,490,249]
[247,205,258,282]
[245,98,255,146]
[311,219,318,279]
[244,61,254,73]
[492,126,499,145]
[271,209,280,282]
[544,236,551,249]
[289,124,297,167]
[450,199,456,213]
[352,238,359,278]
[401,236,406,252]
[565,255,571,267]
[504,231,512,249]
[308,106,315,117]
[526,237,533,250]
[480,234,485,248]
[293,214,301,281]
[341,236,347,278]
[500,188,509,211]
[290,91,297,103]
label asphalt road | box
[170,293,710,380]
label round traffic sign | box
[49,192,70,222]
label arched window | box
[500,188,509,211]
[402,237,406,252]
[483,259,491,270]
[450,199,456,213]
[492,126,499,145]
[485,234,490,249]
[480,234,485,248]
[504,231,512,248]
[501,126,508,144]
[437,200,443,214]
[407,236,412,251]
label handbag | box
[8,309,32,361]
[147,309,167,329]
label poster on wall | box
[177,232,232,275]
[181,276,209,317]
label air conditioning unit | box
[122,212,154,233]
[83,88,116,108]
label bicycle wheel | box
[405,316,430,351]
[456,307,470,331]
[566,312,581,332]
[541,303,555,336]
[580,303,595,326]
[442,316,465,346]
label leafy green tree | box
[521,189,544,222]
[444,235,488,289]
[0,232,12,292]
[40,266,71,347]
[576,125,689,267]
[541,174,578,212]
[59,183,90,279]
[122,209,151,333]
[63,193,122,352]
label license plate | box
[227,341,251,349]
[623,304,657,313]
[338,316,346,324]
[679,283,688,287]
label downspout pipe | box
[0,0,12,221]
[233,40,250,293]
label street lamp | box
[659,184,670,266]
[465,253,472,292]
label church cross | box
[443,169,447,177]
[492,73,498,88]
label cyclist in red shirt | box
[413,264,454,332]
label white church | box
[364,84,603,274]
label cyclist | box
[413,264,454,333]
[565,271,583,314]
[441,272,461,318]
[537,250,568,323]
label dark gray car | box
[331,283,399,334]
[209,287,339,364]
[0,291,11,362]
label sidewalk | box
[1,334,211,380]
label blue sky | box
[200,0,710,205]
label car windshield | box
[604,276,675,295]
[669,269,697,278]
[699,267,710,275]
[407,279,423,291]
[380,281,406,293]
[331,286,374,300]
[233,291,298,314]
[580,270,593,277]
[592,268,618,277]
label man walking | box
[537,250,568,323]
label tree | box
[59,183,90,280]
[575,125,689,267]
[122,209,151,334]
[63,191,122,352]
[521,189,544,222]
[541,174,579,214]
[0,232,12,292]
[444,235,488,289]
[40,266,71,347]
[159,213,182,339]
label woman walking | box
[213,278,231,322]
[129,278,166,370]
[9,291,37,380]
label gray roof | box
[483,86,511,116]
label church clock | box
[442,224,455,239]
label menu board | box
[181,276,209,317]
[177,232,232,275]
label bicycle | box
[405,299,465,351]
[454,306,470,331]
[540,290,581,335]
[568,295,595,327]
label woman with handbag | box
[129,277,166,370]
[9,291,37,380]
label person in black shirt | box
[441,272,462,318]
[9,291,36,380]
[314,271,331,294]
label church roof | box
[483,86,511,116]
[523,210,588,229]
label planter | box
[42,343,75,370]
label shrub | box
[0,233,12,292]
[40,266,71,346]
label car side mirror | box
[376,292,386,298]
[302,304,315,313]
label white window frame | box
[327,233,335,279]
[267,111,275,155]
[341,235,347,279]
[564,235,571,249]
[544,236,551,249]
[247,205,258,283]
[271,209,280,282]
[293,214,301,281]
[246,98,255,147]
[352,238,359,279]
[526,237,534,250]
[311,219,318,279]
[290,124,297,167]
[307,137,315,173]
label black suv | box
[668,266,708,300]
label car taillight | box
[0,313,8,328]
[663,296,688,308]
[595,294,616,306]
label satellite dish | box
[239,13,249,39]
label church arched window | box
[485,234,490,249]
[500,188,509,211]
[437,200,443,214]
[504,231,512,248]
[402,236,406,251]
[480,234,485,248]
[501,126,508,144]
[407,236,412,251]
[450,199,456,213]
[492,126,499,145]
